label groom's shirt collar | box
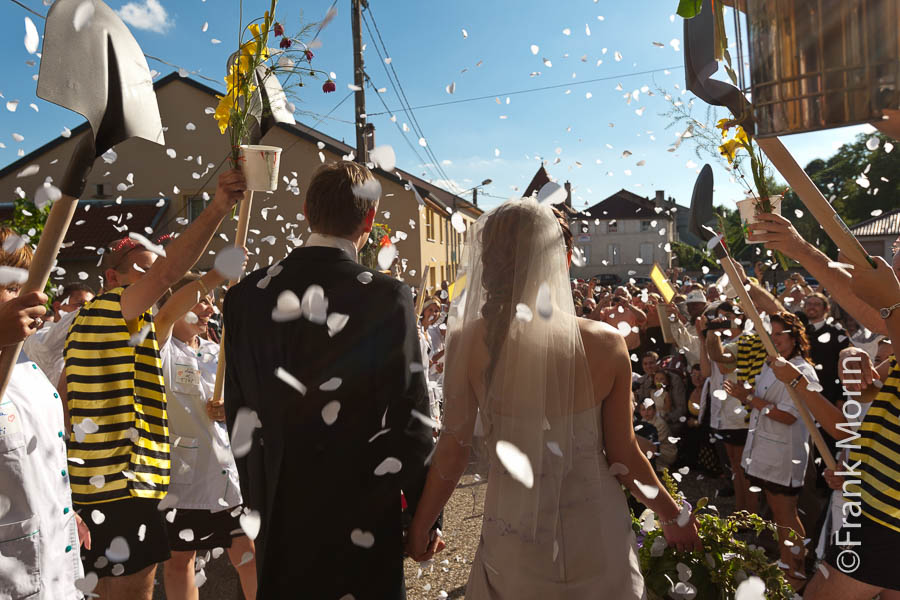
[306,233,359,263]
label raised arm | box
[155,269,231,347]
[706,332,736,373]
[748,213,885,334]
[120,170,246,322]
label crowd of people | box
[0,161,898,599]
[566,212,899,596]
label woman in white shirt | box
[157,274,256,600]
[725,311,817,590]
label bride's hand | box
[404,524,445,562]
[661,517,703,554]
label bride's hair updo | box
[480,201,571,382]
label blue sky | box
[0,0,871,212]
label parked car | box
[593,273,622,286]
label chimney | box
[564,181,572,208]
[655,190,665,204]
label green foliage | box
[0,196,55,299]
[359,222,392,271]
[676,0,703,19]
[670,240,717,272]
[632,470,794,599]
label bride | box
[405,199,701,598]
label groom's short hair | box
[305,161,378,237]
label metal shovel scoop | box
[0,0,165,396]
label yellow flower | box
[249,23,262,41]
[214,93,235,134]
[716,118,732,136]
[718,139,741,164]
[734,125,749,146]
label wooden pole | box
[415,265,431,315]
[718,251,837,470]
[755,137,874,270]
[211,190,254,404]
[0,194,79,398]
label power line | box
[367,64,685,117]
[361,6,456,187]
[364,79,436,179]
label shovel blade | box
[689,164,717,242]
[36,0,164,155]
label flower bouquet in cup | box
[214,1,332,188]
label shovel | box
[211,62,296,405]
[689,167,837,471]
[0,0,165,398]
[683,0,875,270]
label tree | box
[358,222,392,271]
[0,195,55,299]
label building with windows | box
[850,208,900,262]
[570,189,678,280]
[0,73,480,296]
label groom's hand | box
[404,526,445,562]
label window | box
[607,244,620,265]
[429,264,437,291]
[607,220,618,233]
[188,194,207,222]
[440,265,446,287]
[640,220,651,232]
[640,242,654,265]
[439,214,445,244]
[577,245,591,265]
[425,208,435,240]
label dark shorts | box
[75,497,171,578]
[824,515,900,590]
[714,428,748,446]
[164,507,245,552]
[746,474,803,496]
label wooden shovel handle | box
[756,137,874,270]
[719,253,838,471]
[211,190,254,404]
[0,194,80,398]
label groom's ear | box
[362,206,377,233]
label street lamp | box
[459,179,492,207]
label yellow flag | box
[448,274,466,302]
[650,264,675,303]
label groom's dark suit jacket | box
[224,246,434,599]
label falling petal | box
[275,367,306,395]
[515,303,533,322]
[373,457,402,476]
[326,312,350,337]
[321,400,341,425]
[214,246,246,280]
[350,529,375,548]
[536,283,553,319]
[24,17,39,54]
[495,440,534,488]
[633,479,660,499]
[230,408,259,458]
[239,510,261,540]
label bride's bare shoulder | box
[577,317,627,356]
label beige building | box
[570,189,677,280]
[0,74,480,297]
[850,208,900,262]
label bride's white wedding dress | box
[440,198,646,599]
[465,406,646,599]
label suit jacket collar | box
[287,245,357,265]
[306,233,359,262]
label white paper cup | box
[239,145,282,192]
[737,195,782,243]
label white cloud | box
[117,0,173,33]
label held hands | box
[404,524,446,562]
[823,468,845,492]
[0,291,48,347]
[75,512,91,550]
[212,170,248,214]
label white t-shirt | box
[160,336,242,511]
[708,341,749,431]
[23,309,80,389]
[741,356,818,487]
[0,353,84,599]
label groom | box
[224,161,442,599]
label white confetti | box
[6,101,19,113]
[450,212,466,233]
[357,271,374,284]
[515,303,533,322]
[214,246,246,281]
[633,479,660,499]
[128,232,166,258]
[377,244,398,271]
[536,282,553,319]
[322,400,341,425]
[530,44,539,55]
[24,17,39,54]
[230,408,258,458]
[275,367,306,395]
[734,576,766,600]
[374,457,402,476]
[90,509,105,525]
[350,529,375,548]
[326,312,349,337]
[369,145,396,172]
[319,377,342,392]
[301,285,328,324]
[73,1,95,32]
[104,536,130,563]
[495,440,534,488]
[239,510,261,540]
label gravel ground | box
[145,470,737,599]
[403,469,737,600]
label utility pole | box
[351,0,368,164]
